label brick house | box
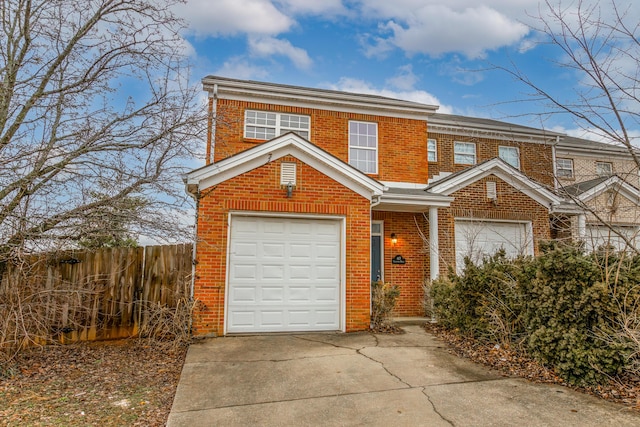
[554,136,640,251]
[185,76,567,336]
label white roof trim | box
[202,76,438,120]
[426,158,562,210]
[375,193,454,212]
[577,176,640,204]
[186,133,385,200]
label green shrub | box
[431,250,527,345]
[430,242,635,386]
[522,244,630,385]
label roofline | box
[202,75,439,120]
[428,114,563,143]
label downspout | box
[208,84,218,164]
[552,135,559,190]
[369,194,382,328]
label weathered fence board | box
[0,244,192,345]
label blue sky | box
[175,0,638,141]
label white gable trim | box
[427,158,562,209]
[577,176,640,204]
[186,133,385,200]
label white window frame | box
[349,121,378,174]
[427,138,437,162]
[244,110,310,140]
[499,146,520,169]
[596,161,613,176]
[556,158,574,178]
[454,141,476,165]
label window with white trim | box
[244,110,310,140]
[454,141,476,165]
[427,138,437,162]
[499,146,520,169]
[556,158,574,178]
[596,161,613,176]
[349,121,378,174]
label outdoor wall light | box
[391,233,397,245]
[286,181,294,198]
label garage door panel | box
[228,216,341,333]
[231,264,257,280]
[260,287,284,302]
[230,287,256,303]
[316,286,339,302]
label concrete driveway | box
[167,323,640,426]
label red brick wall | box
[436,176,551,275]
[428,132,555,187]
[372,211,428,316]
[194,156,371,336]
[211,99,429,183]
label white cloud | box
[215,56,270,80]
[369,5,529,59]
[325,77,453,113]
[385,65,418,91]
[274,0,347,16]
[180,0,293,37]
[248,36,313,69]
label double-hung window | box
[244,110,310,140]
[556,158,574,178]
[427,138,437,162]
[349,121,378,174]
[499,146,520,169]
[454,141,476,165]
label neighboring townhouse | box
[554,137,640,251]
[185,76,565,336]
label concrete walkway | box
[167,324,640,426]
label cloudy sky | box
[175,0,637,139]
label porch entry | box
[371,221,383,282]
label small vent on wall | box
[486,181,497,200]
[280,162,297,186]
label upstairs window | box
[454,141,476,165]
[596,161,613,176]
[499,146,520,169]
[244,110,310,140]
[349,121,378,174]
[556,158,574,178]
[427,138,437,162]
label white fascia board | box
[202,76,438,120]
[376,193,453,211]
[187,135,384,200]
[379,181,428,189]
[555,145,635,160]
[428,159,561,209]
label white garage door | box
[584,224,639,252]
[455,220,534,273]
[227,216,342,333]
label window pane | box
[454,142,476,164]
[428,139,437,162]
[499,146,520,169]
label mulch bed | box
[423,323,640,410]
[0,339,187,426]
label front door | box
[371,221,383,282]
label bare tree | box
[498,0,640,251]
[0,0,205,260]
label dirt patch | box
[0,340,187,426]
[424,323,640,410]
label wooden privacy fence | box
[0,244,193,345]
